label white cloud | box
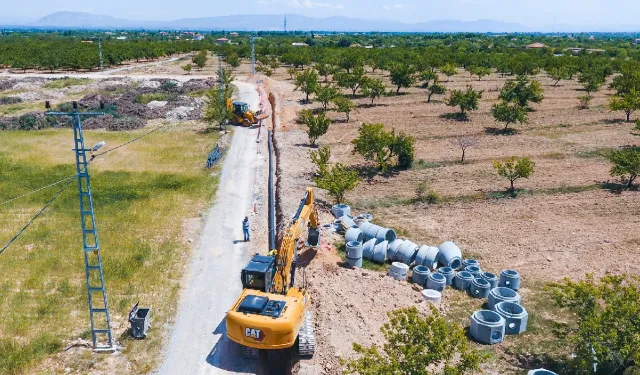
[289,0,344,9]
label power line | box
[94,122,173,157]
[0,166,86,256]
[0,174,77,207]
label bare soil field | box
[256,62,640,374]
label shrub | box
[309,146,331,176]
[445,85,483,117]
[493,156,536,192]
[607,146,640,188]
[299,109,330,146]
[0,96,22,105]
[314,163,360,204]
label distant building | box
[291,42,309,47]
[588,35,595,40]
[635,39,640,45]
[216,38,230,45]
[116,36,127,40]
[525,42,546,49]
[349,43,362,48]
[193,34,205,41]
[364,45,374,49]
[229,32,239,37]
[565,47,606,55]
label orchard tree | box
[192,49,208,69]
[333,96,357,122]
[224,52,241,68]
[491,101,528,132]
[316,63,335,82]
[294,69,319,103]
[389,63,417,95]
[343,306,487,375]
[440,63,457,82]
[493,156,536,192]
[203,86,232,130]
[419,70,437,87]
[335,66,367,98]
[578,68,606,109]
[299,109,330,146]
[548,66,568,86]
[352,123,414,172]
[499,75,544,109]
[450,136,478,163]
[309,146,331,176]
[445,86,483,118]
[361,77,386,105]
[182,64,192,75]
[315,85,340,111]
[547,274,640,374]
[427,79,446,103]
[286,67,297,80]
[609,90,640,122]
[390,131,415,169]
[607,146,640,188]
[470,66,492,81]
[314,163,360,204]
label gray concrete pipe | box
[375,227,397,243]
[527,370,558,375]
[345,256,363,269]
[387,239,404,262]
[388,262,409,281]
[454,271,474,291]
[426,272,447,292]
[395,240,419,265]
[362,238,377,261]
[345,226,363,243]
[372,240,388,264]
[437,267,456,286]
[495,301,528,335]
[415,245,440,270]
[488,287,521,310]
[463,259,480,269]
[359,222,383,242]
[411,265,431,286]
[338,215,356,231]
[437,241,462,270]
[464,265,482,278]
[499,269,521,291]
[470,310,506,345]
[346,241,364,259]
[332,203,351,218]
[470,277,491,299]
[480,271,498,289]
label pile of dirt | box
[0,112,68,130]
[82,115,145,131]
[0,78,16,91]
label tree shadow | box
[484,127,517,135]
[506,350,568,374]
[600,181,638,193]
[440,112,469,122]
[294,143,318,148]
[601,118,627,125]
[359,103,389,109]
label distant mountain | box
[26,11,532,32]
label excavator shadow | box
[206,318,259,373]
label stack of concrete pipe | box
[344,221,395,265]
[345,241,363,268]
[388,262,409,281]
[331,204,351,218]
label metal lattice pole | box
[251,36,256,76]
[98,39,103,71]
[47,105,113,351]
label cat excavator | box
[226,98,268,127]
[226,187,320,372]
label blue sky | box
[3,0,639,27]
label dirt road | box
[157,81,262,375]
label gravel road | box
[157,81,262,375]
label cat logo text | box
[245,328,265,342]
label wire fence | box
[206,144,225,169]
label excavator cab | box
[241,254,276,292]
[232,101,249,117]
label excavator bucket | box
[306,228,320,248]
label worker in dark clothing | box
[242,216,250,242]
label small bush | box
[43,77,90,89]
[0,96,22,105]
[0,334,62,374]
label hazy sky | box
[4,0,639,27]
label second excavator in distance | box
[225,187,321,371]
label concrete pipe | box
[372,240,388,264]
[411,265,431,286]
[375,227,397,243]
[388,262,409,281]
[346,241,364,259]
[360,222,383,242]
[454,271,474,291]
[426,272,446,292]
[421,289,442,304]
[361,213,373,221]
[415,245,440,270]
[437,267,456,286]
[488,287,521,311]
[527,370,559,375]
[499,269,521,291]
[470,277,491,299]
[396,240,419,265]
[480,271,498,289]
[345,226,363,243]
[437,241,462,270]
[345,256,363,269]
[333,220,345,233]
[362,238,377,261]
[464,265,482,278]
[332,203,350,218]
[353,216,367,227]
[387,239,405,262]
[338,215,356,231]
[495,301,528,335]
[470,310,506,345]
[462,259,480,269]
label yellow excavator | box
[226,98,268,127]
[226,188,320,369]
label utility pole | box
[284,14,287,33]
[251,36,256,76]
[98,39,104,71]
[46,101,114,351]
[218,54,226,132]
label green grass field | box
[0,123,221,374]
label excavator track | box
[298,311,316,357]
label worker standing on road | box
[242,216,250,242]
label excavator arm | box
[272,187,320,294]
